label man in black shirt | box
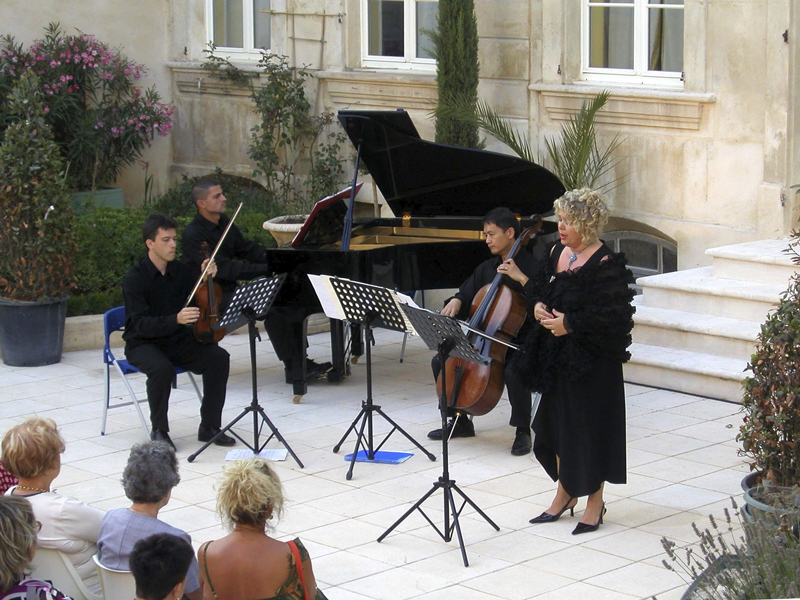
[122,213,235,450]
[429,207,540,456]
[181,179,330,384]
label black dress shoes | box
[511,429,532,456]
[427,416,475,440]
[284,359,332,384]
[572,503,606,535]
[197,425,236,446]
[529,497,577,524]
[151,429,176,451]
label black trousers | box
[431,353,532,428]
[263,313,294,363]
[126,334,230,432]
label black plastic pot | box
[0,297,68,366]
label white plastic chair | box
[93,554,136,600]
[102,306,202,440]
[29,548,102,600]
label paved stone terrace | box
[0,329,748,599]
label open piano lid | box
[337,109,566,218]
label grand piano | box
[265,109,565,399]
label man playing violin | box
[122,213,235,450]
[429,207,540,456]
[182,178,331,384]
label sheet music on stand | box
[308,275,415,333]
[399,304,488,366]
[218,274,286,333]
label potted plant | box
[202,46,348,245]
[737,232,800,529]
[0,22,174,208]
[659,499,800,599]
[0,72,78,366]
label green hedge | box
[68,176,284,317]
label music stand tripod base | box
[322,277,436,480]
[377,305,500,567]
[187,275,303,468]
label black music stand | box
[188,275,303,468]
[322,277,436,479]
[377,305,500,567]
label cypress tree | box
[433,0,480,148]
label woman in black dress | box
[502,188,634,535]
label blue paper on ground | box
[343,450,413,464]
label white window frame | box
[361,0,438,71]
[205,0,270,60]
[582,0,684,89]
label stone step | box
[624,342,748,403]
[707,238,798,285]
[632,302,760,359]
[637,267,782,322]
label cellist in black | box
[429,207,541,455]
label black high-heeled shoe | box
[572,503,606,535]
[529,497,577,524]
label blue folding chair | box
[102,306,202,440]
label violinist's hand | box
[177,307,201,325]
[541,308,568,337]
[201,258,218,279]
[498,258,528,285]
[441,298,462,318]
[533,302,554,323]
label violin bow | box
[185,202,244,307]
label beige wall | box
[0,1,174,205]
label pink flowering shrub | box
[0,22,174,191]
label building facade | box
[6,0,799,268]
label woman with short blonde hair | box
[505,188,634,535]
[199,459,326,600]
[2,418,104,595]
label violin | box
[436,217,542,416]
[193,242,226,344]
[185,202,244,344]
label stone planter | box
[0,297,69,366]
[263,214,307,247]
[742,485,800,529]
[70,187,124,215]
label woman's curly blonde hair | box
[553,188,610,244]
[216,459,284,531]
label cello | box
[185,202,244,343]
[436,217,542,416]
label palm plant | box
[436,91,625,192]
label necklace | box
[568,243,593,266]
[16,485,49,493]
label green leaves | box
[0,72,77,302]
[543,91,625,192]
[739,267,800,487]
[203,46,348,215]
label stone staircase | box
[624,239,798,402]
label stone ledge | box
[167,61,262,98]
[530,83,716,131]
[0,313,331,359]
[317,70,438,111]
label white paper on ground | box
[225,448,288,461]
